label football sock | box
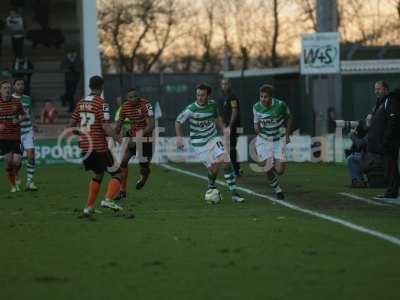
[223,165,237,192]
[6,168,16,186]
[120,167,128,192]
[208,172,217,189]
[87,178,101,208]
[139,164,150,180]
[267,170,279,190]
[26,159,35,183]
[105,178,121,200]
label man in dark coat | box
[368,81,400,200]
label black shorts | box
[0,140,22,156]
[127,141,153,163]
[82,150,119,174]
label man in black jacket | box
[219,78,242,177]
[368,81,400,200]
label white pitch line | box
[375,197,400,206]
[161,164,400,248]
[338,192,390,206]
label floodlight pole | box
[80,0,102,96]
[312,0,342,135]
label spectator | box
[40,100,57,124]
[0,64,12,79]
[6,10,25,58]
[367,81,400,200]
[346,120,368,188]
[60,48,82,112]
[219,78,242,177]
[327,107,336,133]
[32,0,50,30]
[11,56,33,95]
[0,19,5,57]
[10,0,26,11]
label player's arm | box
[14,102,28,124]
[175,109,190,149]
[102,103,121,143]
[216,116,231,146]
[114,106,123,134]
[254,122,261,135]
[142,116,154,137]
[142,102,155,137]
[228,99,239,129]
[114,119,123,135]
[253,106,261,135]
[175,121,184,149]
[216,116,228,135]
[285,107,293,144]
[102,123,120,142]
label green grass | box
[1,162,400,299]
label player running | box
[0,80,26,192]
[175,83,244,203]
[114,88,154,201]
[253,84,292,200]
[68,76,123,216]
[13,78,38,191]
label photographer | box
[346,120,368,188]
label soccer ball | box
[204,189,222,204]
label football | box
[204,188,222,204]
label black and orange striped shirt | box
[119,99,154,137]
[0,96,25,140]
[71,95,110,152]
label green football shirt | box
[176,100,218,147]
[253,98,290,141]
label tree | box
[295,0,317,31]
[271,0,279,67]
[98,0,186,73]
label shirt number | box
[79,112,95,133]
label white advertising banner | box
[301,32,340,74]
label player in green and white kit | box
[13,78,38,191]
[175,83,244,203]
[253,84,292,199]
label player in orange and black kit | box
[69,76,123,216]
[0,80,26,192]
[114,88,154,201]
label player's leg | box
[266,166,284,199]
[23,131,37,190]
[256,138,284,199]
[207,162,219,190]
[116,142,135,200]
[101,151,123,211]
[269,139,287,199]
[229,131,241,177]
[11,153,22,192]
[4,152,17,191]
[274,160,286,175]
[83,171,104,215]
[213,142,244,203]
[136,142,153,190]
[105,171,122,203]
[137,162,150,190]
[221,159,244,203]
[25,148,37,190]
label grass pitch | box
[1,162,399,299]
